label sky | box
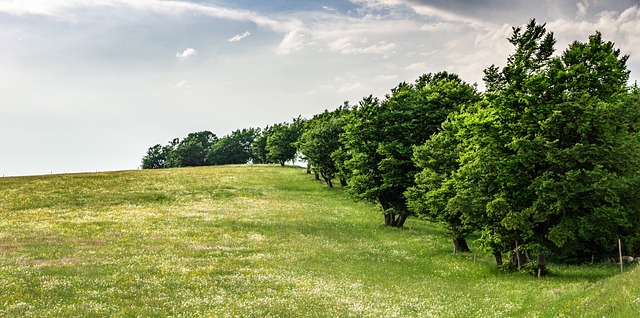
[1,0,640,177]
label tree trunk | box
[508,242,528,271]
[537,253,547,276]
[280,161,285,167]
[383,213,407,228]
[395,214,407,228]
[494,251,503,266]
[384,213,393,226]
[339,178,347,187]
[314,172,320,181]
[324,178,333,188]
[453,237,471,253]
[306,164,311,174]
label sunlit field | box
[0,165,637,317]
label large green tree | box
[436,20,640,271]
[343,73,479,227]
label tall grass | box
[0,165,634,317]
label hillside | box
[0,165,636,317]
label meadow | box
[0,165,638,317]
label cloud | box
[328,37,396,55]
[405,62,428,71]
[228,31,251,42]
[277,29,307,54]
[176,48,197,60]
[176,80,190,88]
[352,0,493,29]
[0,0,287,31]
[338,81,370,93]
[548,5,640,62]
[374,74,399,81]
[443,40,457,50]
[577,0,589,18]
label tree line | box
[141,119,305,169]
[143,20,640,274]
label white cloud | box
[577,0,589,18]
[176,48,197,60]
[353,0,493,29]
[0,0,286,31]
[228,31,251,42]
[548,6,640,61]
[176,80,190,88]
[443,40,457,50]
[328,37,396,55]
[405,62,427,71]
[277,29,307,55]
[374,74,398,81]
[421,22,461,33]
[338,81,370,93]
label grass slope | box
[0,165,636,317]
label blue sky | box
[1,0,640,176]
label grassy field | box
[0,165,638,317]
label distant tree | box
[164,138,181,168]
[174,131,218,167]
[207,128,258,165]
[299,116,343,187]
[251,127,271,164]
[142,144,167,169]
[299,104,351,187]
[266,117,305,166]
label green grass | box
[0,165,637,317]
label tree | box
[252,127,271,164]
[207,128,258,165]
[299,117,342,187]
[343,72,479,227]
[142,144,167,169]
[442,20,640,272]
[266,117,305,166]
[164,138,181,168]
[407,115,474,253]
[299,105,351,187]
[141,138,180,169]
[175,131,218,167]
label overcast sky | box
[1,0,640,176]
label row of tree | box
[143,20,640,273]
[142,120,304,169]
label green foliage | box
[266,117,305,166]
[298,104,351,187]
[414,19,640,269]
[141,144,167,169]
[207,128,258,165]
[407,114,478,252]
[343,73,479,227]
[142,132,218,169]
[251,126,271,164]
[175,131,218,167]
